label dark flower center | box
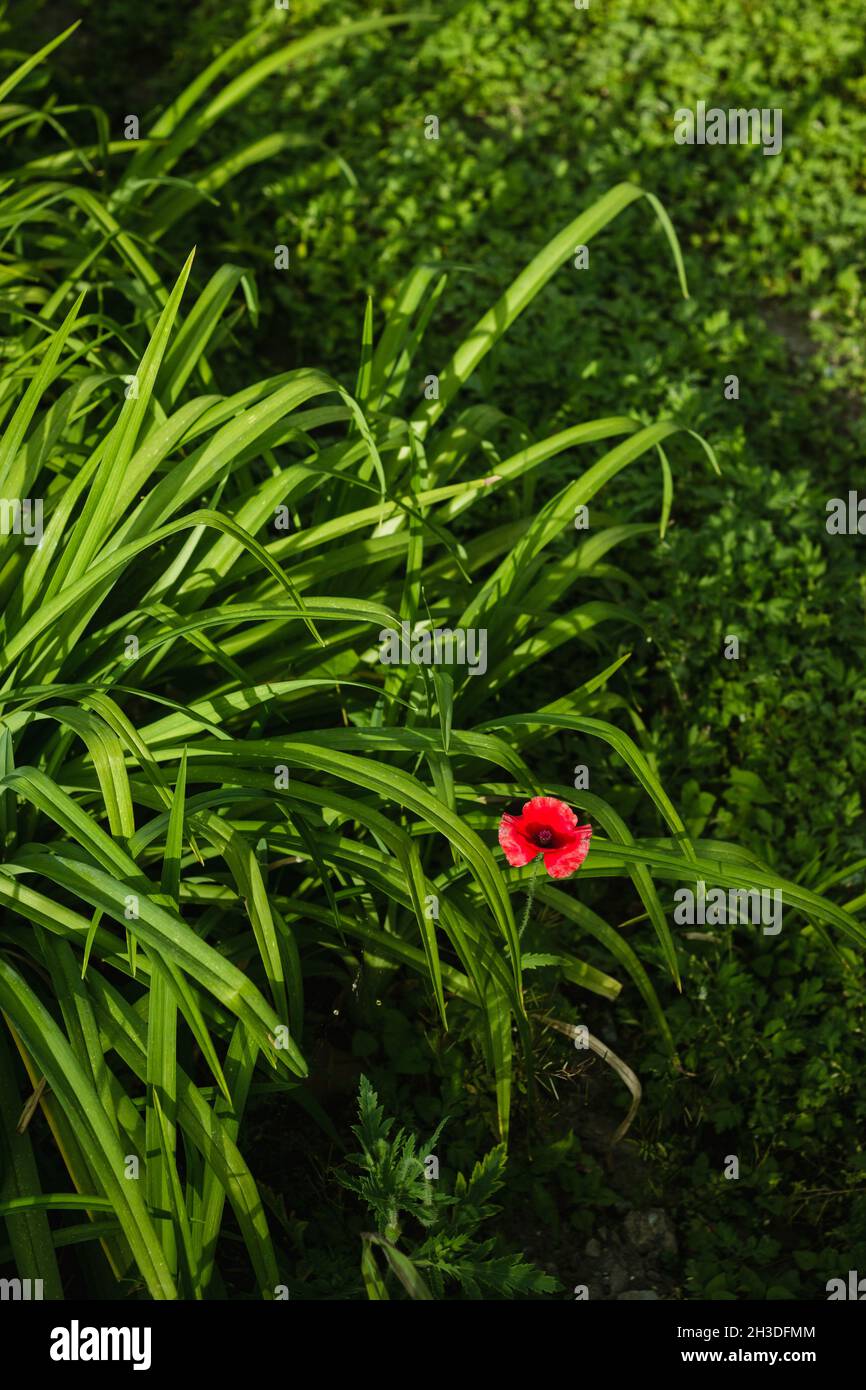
[535,827,553,846]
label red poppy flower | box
[498,796,592,880]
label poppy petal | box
[498,814,540,867]
[543,825,592,879]
[521,795,578,835]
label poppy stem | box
[517,857,542,940]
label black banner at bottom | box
[0,1294,859,1376]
